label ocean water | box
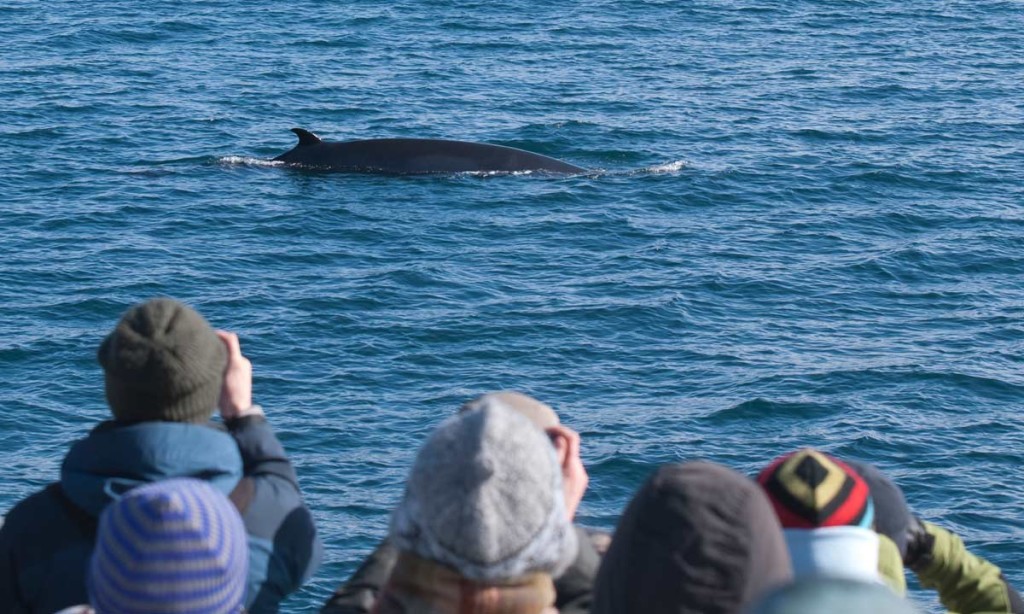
[2,0,1023,610]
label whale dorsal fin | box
[291,128,322,146]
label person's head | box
[98,298,227,423]
[593,462,793,614]
[744,577,920,614]
[389,402,578,582]
[757,448,880,583]
[461,391,588,520]
[88,478,249,613]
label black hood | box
[844,459,911,558]
[593,462,793,614]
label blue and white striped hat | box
[88,478,249,614]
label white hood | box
[784,526,881,583]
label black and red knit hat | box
[757,449,874,529]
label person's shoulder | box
[1,483,86,546]
[3,483,63,525]
[54,606,93,614]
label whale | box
[273,128,587,175]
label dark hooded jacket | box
[0,417,322,614]
[593,462,793,614]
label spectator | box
[56,478,249,614]
[757,448,881,584]
[322,391,600,614]
[0,298,321,613]
[593,462,793,614]
[373,401,578,614]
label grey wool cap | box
[390,403,578,581]
[460,391,561,431]
[97,298,227,424]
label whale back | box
[273,128,586,174]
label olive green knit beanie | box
[98,298,226,423]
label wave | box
[217,156,284,167]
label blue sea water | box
[2,0,1023,610]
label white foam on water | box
[218,156,283,167]
[457,169,598,179]
[644,159,687,173]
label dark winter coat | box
[0,416,321,613]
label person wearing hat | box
[320,392,601,614]
[592,461,794,614]
[372,400,580,614]
[55,478,250,614]
[757,448,914,597]
[759,449,1023,614]
[757,448,884,584]
[0,298,322,613]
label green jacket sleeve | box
[877,534,907,597]
[914,522,1023,614]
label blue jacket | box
[0,417,322,613]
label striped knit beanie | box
[757,449,874,529]
[88,478,249,614]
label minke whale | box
[273,128,587,175]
